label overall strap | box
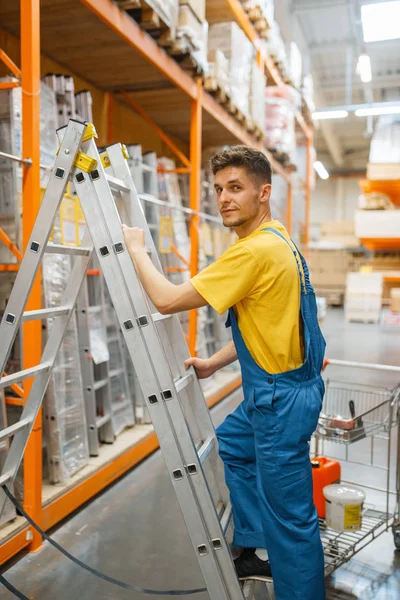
[262,227,307,294]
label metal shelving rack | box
[0,0,314,565]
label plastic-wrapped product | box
[177,5,208,73]
[249,60,266,132]
[207,49,230,96]
[208,22,254,118]
[369,116,400,164]
[264,85,300,164]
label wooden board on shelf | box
[206,0,237,24]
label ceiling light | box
[356,54,372,83]
[312,110,349,120]
[361,1,400,43]
[314,161,329,180]
[355,106,400,116]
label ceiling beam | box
[318,73,400,93]
[291,0,349,14]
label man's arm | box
[122,225,207,314]
[185,341,238,379]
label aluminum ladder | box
[0,118,250,599]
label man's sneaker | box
[234,548,273,582]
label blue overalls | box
[217,228,326,600]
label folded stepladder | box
[0,118,253,599]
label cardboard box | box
[390,288,400,313]
[355,210,400,239]
[179,0,205,23]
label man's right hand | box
[185,357,216,380]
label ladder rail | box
[0,228,93,511]
[0,120,86,377]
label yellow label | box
[159,216,173,254]
[360,265,373,273]
[344,504,362,529]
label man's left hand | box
[122,224,146,253]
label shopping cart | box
[314,358,400,577]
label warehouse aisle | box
[1,309,399,600]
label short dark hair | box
[210,146,272,185]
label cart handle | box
[323,358,400,374]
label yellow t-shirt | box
[191,220,304,374]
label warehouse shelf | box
[359,238,400,251]
[359,179,400,206]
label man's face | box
[214,166,268,229]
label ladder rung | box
[105,174,130,194]
[46,243,92,256]
[220,502,233,535]
[174,372,194,393]
[96,414,112,428]
[112,400,131,413]
[152,312,173,323]
[0,471,13,487]
[109,368,124,378]
[93,378,109,392]
[198,436,216,464]
[88,305,102,314]
[22,306,70,322]
[0,417,32,441]
[0,364,50,389]
[107,334,120,343]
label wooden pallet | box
[203,77,229,105]
[121,1,174,42]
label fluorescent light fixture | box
[312,110,349,121]
[355,105,400,117]
[356,54,372,83]
[361,1,400,43]
[314,161,329,180]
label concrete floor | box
[1,308,399,599]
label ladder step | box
[0,364,50,389]
[105,174,130,194]
[46,243,92,256]
[96,414,112,429]
[220,502,233,535]
[198,436,216,465]
[88,305,102,314]
[93,378,109,392]
[109,368,124,378]
[174,372,194,393]
[22,306,70,322]
[0,471,13,487]
[152,312,173,323]
[0,417,32,442]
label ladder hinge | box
[100,151,111,169]
[121,144,129,159]
[82,122,98,142]
[74,151,97,173]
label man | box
[122,146,326,600]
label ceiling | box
[282,0,400,173]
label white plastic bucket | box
[323,484,365,531]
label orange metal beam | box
[21,0,42,553]
[80,0,197,99]
[0,526,32,566]
[119,91,190,168]
[0,227,23,262]
[5,397,24,407]
[188,80,202,356]
[0,49,22,78]
[0,81,20,90]
[226,0,259,44]
[0,264,19,272]
[171,244,190,267]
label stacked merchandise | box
[173,1,208,73]
[367,116,400,180]
[249,60,266,136]
[307,248,364,307]
[345,273,383,324]
[240,1,274,39]
[116,0,179,38]
[264,84,301,167]
[205,49,230,101]
[381,288,400,329]
[319,221,360,249]
[208,21,254,121]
